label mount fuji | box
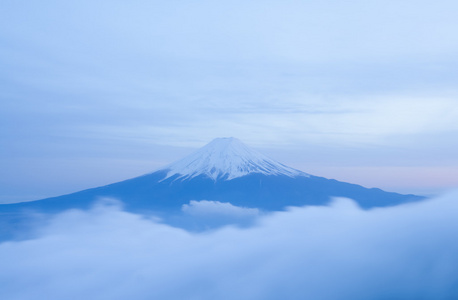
[1,138,423,220]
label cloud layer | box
[1,192,458,300]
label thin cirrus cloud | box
[2,0,458,147]
[1,192,458,299]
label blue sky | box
[1,0,458,202]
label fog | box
[1,192,458,299]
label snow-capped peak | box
[160,137,309,181]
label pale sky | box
[1,0,458,202]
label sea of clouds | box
[1,191,458,300]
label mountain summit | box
[0,137,424,238]
[161,137,308,181]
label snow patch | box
[159,137,308,181]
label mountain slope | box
[0,137,426,239]
[1,138,423,215]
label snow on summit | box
[161,137,309,181]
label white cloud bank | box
[182,200,260,218]
[180,200,260,229]
[1,192,458,300]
